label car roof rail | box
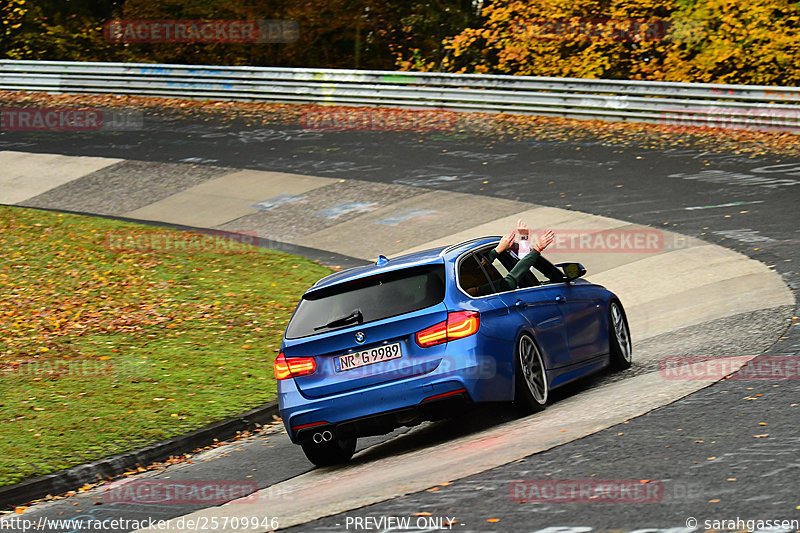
[440,236,501,256]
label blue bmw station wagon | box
[276,237,632,466]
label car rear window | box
[285,264,446,339]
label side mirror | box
[555,262,587,281]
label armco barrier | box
[1,60,799,132]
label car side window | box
[459,253,497,297]
[495,250,541,288]
[492,247,565,288]
[486,252,510,278]
[474,251,506,290]
[530,255,567,284]
[459,245,567,297]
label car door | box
[526,256,606,363]
[559,282,606,360]
[473,247,571,370]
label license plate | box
[334,342,402,372]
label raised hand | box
[534,230,555,253]
[495,230,516,253]
[516,219,529,240]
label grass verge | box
[0,206,331,486]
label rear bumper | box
[278,335,515,443]
[279,375,473,443]
[295,387,470,443]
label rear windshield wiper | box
[314,309,363,331]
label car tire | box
[514,333,548,413]
[300,435,357,467]
[608,300,632,370]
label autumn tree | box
[3,0,797,85]
[1,0,121,61]
[434,0,800,85]
[1,0,31,58]
[656,0,800,85]
[437,0,678,78]
[117,0,479,69]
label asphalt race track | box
[1,110,798,533]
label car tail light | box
[416,311,480,347]
[416,321,447,347]
[274,352,317,380]
[447,311,480,338]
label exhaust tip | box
[311,429,333,444]
[312,430,334,444]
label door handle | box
[515,300,527,308]
[555,295,565,303]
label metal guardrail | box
[1,60,799,131]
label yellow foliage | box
[432,0,800,85]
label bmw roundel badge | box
[355,331,366,344]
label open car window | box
[459,243,568,297]
[493,249,540,288]
[489,244,567,287]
